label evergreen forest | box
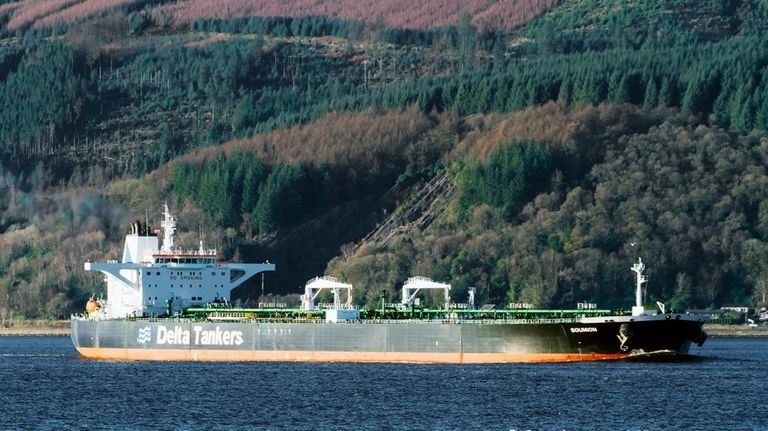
[1,0,768,319]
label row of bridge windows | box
[155,258,215,264]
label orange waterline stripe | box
[75,347,631,363]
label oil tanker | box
[71,205,707,363]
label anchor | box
[617,323,633,352]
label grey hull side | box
[71,318,706,362]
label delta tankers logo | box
[135,325,243,346]
[137,326,152,344]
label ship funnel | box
[160,203,176,253]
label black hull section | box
[71,316,706,362]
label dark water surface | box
[1,336,766,430]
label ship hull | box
[71,316,706,363]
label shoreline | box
[703,323,768,337]
[0,320,70,336]
[1,321,767,337]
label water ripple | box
[0,336,766,430]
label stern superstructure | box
[82,204,274,318]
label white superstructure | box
[85,204,274,318]
[631,257,650,316]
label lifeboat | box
[85,298,102,314]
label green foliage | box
[2,2,768,179]
[333,110,768,310]
[172,153,363,237]
[523,0,768,51]
[191,15,354,38]
[173,152,266,226]
[252,163,317,236]
[437,36,768,133]
[0,40,85,161]
[670,273,693,310]
[459,141,553,219]
[5,0,768,317]
[127,11,152,35]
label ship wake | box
[622,349,703,362]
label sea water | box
[0,336,766,430]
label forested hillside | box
[1,0,768,319]
[329,104,768,310]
